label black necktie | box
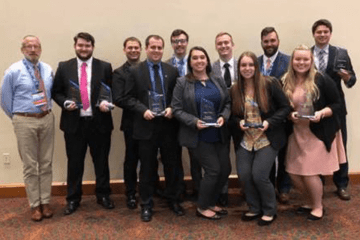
[223,63,231,88]
[153,64,163,94]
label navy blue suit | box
[312,45,357,189]
[258,51,290,80]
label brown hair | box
[231,51,269,115]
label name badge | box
[32,91,47,106]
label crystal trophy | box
[68,80,83,108]
[148,90,165,116]
[200,98,219,127]
[96,81,114,110]
[243,100,263,128]
[297,92,315,119]
[333,48,350,72]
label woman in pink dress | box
[283,45,346,221]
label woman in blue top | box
[171,46,231,220]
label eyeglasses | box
[171,39,187,44]
[24,45,41,50]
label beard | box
[263,45,279,57]
[76,51,93,61]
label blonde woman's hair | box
[282,44,319,102]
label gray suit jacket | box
[212,58,238,87]
[171,74,231,148]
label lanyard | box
[22,59,41,91]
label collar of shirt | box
[314,44,329,55]
[174,55,188,64]
[263,51,279,67]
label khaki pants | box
[13,112,54,208]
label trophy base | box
[243,123,264,128]
[296,114,315,119]
[152,111,165,117]
[203,123,220,127]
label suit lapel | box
[140,61,152,90]
[161,62,169,95]
[91,58,101,105]
[233,58,238,81]
[69,58,79,84]
[213,60,221,77]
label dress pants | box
[333,114,349,189]
[269,144,292,193]
[189,141,231,209]
[237,145,278,216]
[13,112,54,208]
[123,128,140,197]
[138,118,182,207]
[64,117,111,203]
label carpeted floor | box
[0,184,359,240]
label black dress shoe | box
[126,195,137,209]
[258,214,277,226]
[296,206,312,214]
[210,208,228,216]
[217,193,228,207]
[337,188,351,201]
[64,201,80,215]
[196,208,221,220]
[97,197,115,209]
[307,209,325,221]
[169,203,185,216]
[141,207,153,222]
[241,212,262,221]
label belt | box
[15,110,51,118]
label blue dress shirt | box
[1,59,53,118]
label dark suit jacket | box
[112,61,134,131]
[230,78,291,151]
[258,51,290,80]
[171,74,231,148]
[52,58,113,134]
[124,60,179,140]
[311,45,356,115]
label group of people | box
[1,19,356,226]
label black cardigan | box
[231,78,291,151]
[288,73,342,152]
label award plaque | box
[148,90,165,116]
[68,80,83,108]
[333,48,350,72]
[200,98,219,127]
[297,92,315,119]
[96,81,114,110]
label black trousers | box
[189,141,231,209]
[138,118,182,207]
[123,128,140,197]
[64,118,111,203]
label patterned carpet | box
[0,184,359,240]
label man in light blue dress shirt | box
[1,35,54,222]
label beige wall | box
[1,0,359,184]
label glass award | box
[96,81,114,110]
[200,98,219,127]
[333,49,350,72]
[297,92,315,119]
[148,90,165,116]
[68,80,83,108]
[243,100,263,128]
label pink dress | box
[286,86,346,176]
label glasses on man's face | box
[171,39,187,45]
[24,45,41,50]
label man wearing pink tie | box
[52,32,114,215]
